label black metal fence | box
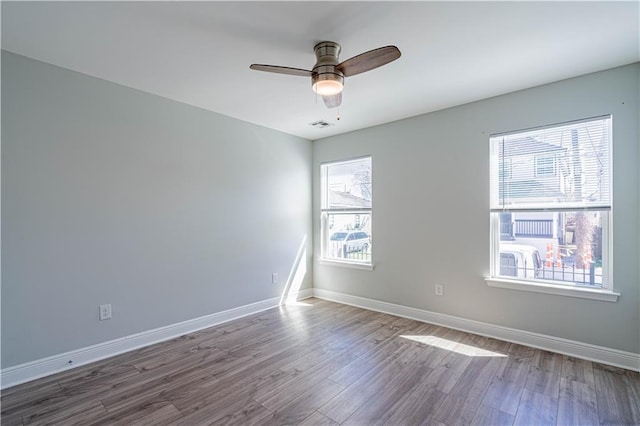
[326,241,372,261]
[542,263,601,286]
[500,263,602,286]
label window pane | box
[324,213,371,262]
[322,157,372,209]
[497,210,606,287]
[321,156,372,265]
[490,116,611,211]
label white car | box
[329,231,370,257]
[499,243,543,279]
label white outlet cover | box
[99,304,112,320]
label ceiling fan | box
[250,41,401,109]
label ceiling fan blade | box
[249,64,313,77]
[322,92,342,109]
[336,46,401,77]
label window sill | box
[317,259,374,271]
[485,277,619,302]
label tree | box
[571,129,594,269]
[353,167,372,200]
[575,212,593,269]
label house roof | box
[499,137,566,157]
[328,191,370,209]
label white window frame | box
[319,156,373,270]
[486,116,618,302]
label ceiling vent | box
[309,120,334,128]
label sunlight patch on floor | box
[400,335,507,357]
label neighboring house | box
[328,190,371,209]
[497,135,603,269]
[499,137,565,247]
[327,190,371,232]
[498,136,567,201]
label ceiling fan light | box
[313,79,343,96]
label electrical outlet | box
[272,272,279,284]
[99,304,112,321]
[435,284,444,296]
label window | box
[489,116,613,294]
[534,155,556,177]
[321,157,372,266]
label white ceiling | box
[2,1,639,140]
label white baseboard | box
[312,288,640,372]
[1,288,313,389]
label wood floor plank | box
[198,322,277,355]
[27,400,107,426]
[298,411,339,426]
[1,380,64,419]
[383,382,447,425]
[56,363,141,392]
[341,363,435,425]
[1,376,61,402]
[557,377,599,426]
[594,363,640,425]
[171,366,294,422]
[625,368,640,420]
[325,319,431,388]
[204,399,273,426]
[318,342,427,423]
[524,349,563,398]
[432,356,504,426]
[2,298,639,426]
[90,401,182,426]
[261,378,345,425]
[203,344,314,398]
[560,354,596,388]
[461,333,511,355]
[326,336,404,388]
[84,348,226,414]
[254,346,356,411]
[170,389,261,424]
[22,400,107,425]
[0,411,25,426]
[74,332,214,382]
[432,394,476,426]
[421,351,473,394]
[3,372,118,426]
[513,388,557,425]
[481,342,533,416]
[470,404,514,426]
[100,359,222,413]
[481,378,524,417]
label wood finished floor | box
[2,298,639,426]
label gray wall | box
[313,63,640,354]
[2,51,313,368]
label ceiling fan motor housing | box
[312,41,344,93]
[249,40,401,106]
